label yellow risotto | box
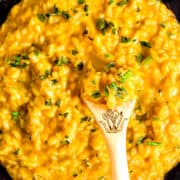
[0,0,179,179]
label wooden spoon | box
[84,99,135,180]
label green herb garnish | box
[109,82,118,90]
[104,86,109,97]
[12,111,19,121]
[72,49,79,55]
[40,70,51,80]
[119,70,132,83]
[61,11,70,19]
[135,54,144,64]
[115,87,127,98]
[136,137,146,145]
[112,27,117,35]
[140,41,152,48]
[108,0,114,5]
[51,79,58,85]
[117,0,128,6]
[78,0,85,4]
[160,23,166,28]
[83,159,90,167]
[92,90,101,98]
[104,62,115,72]
[96,18,108,31]
[98,176,105,180]
[72,172,78,177]
[76,62,84,71]
[45,99,52,106]
[142,56,152,65]
[121,36,131,43]
[90,128,96,132]
[81,116,91,123]
[59,112,69,118]
[8,54,29,68]
[146,141,162,146]
[14,148,20,155]
[34,49,40,57]
[61,135,71,145]
[37,14,46,22]
[55,56,69,66]
[84,4,89,12]
[55,99,61,107]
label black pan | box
[0,0,179,179]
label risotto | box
[0,0,179,179]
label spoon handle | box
[105,130,129,180]
[83,100,135,180]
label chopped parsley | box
[108,81,118,90]
[119,70,132,83]
[90,128,96,132]
[72,172,78,177]
[34,49,40,57]
[40,70,51,80]
[61,135,71,145]
[45,99,52,106]
[64,112,69,118]
[83,159,90,167]
[98,176,105,180]
[13,148,20,155]
[146,141,162,146]
[12,111,20,121]
[115,87,127,98]
[51,6,70,19]
[91,90,101,98]
[38,6,70,21]
[7,54,29,68]
[121,36,131,43]
[84,4,89,12]
[117,0,128,6]
[136,54,152,65]
[108,0,115,5]
[112,27,117,35]
[92,80,96,85]
[37,14,46,22]
[160,23,166,28]
[135,53,144,64]
[78,0,85,4]
[81,116,91,123]
[104,86,109,97]
[136,137,146,145]
[104,53,111,58]
[96,18,108,31]
[104,62,115,72]
[76,62,84,71]
[51,5,61,15]
[140,41,152,48]
[55,56,69,66]
[71,49,79,55]
[59,112,69,118]
[51,79,58,85]
[142,56,152,65]
[55,99,61,107]
[61,11,70,19]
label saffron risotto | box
[0,0,179,179]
